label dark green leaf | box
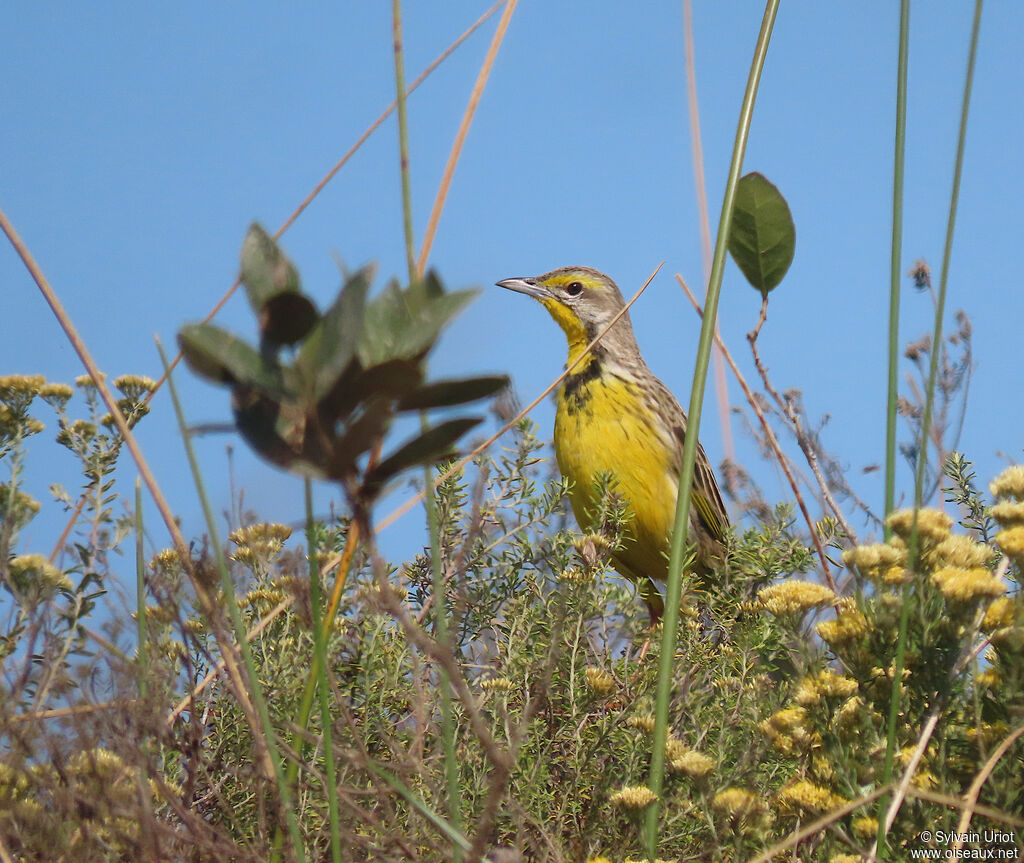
[358,282,477,367]
[362,416,482,496]
[299,265,372,399]
[328,398,395,480]
[240,222,302,313]
[232,388,324,478]
[727,172,796,296]
[177,323,287,398]
[397,375,508,411]
[259,291,319,346]
[318,359,423,425]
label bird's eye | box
[565,281,584,297]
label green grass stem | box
[156,339,306,863]
[878,1,984,853]
[134,477,147,701]
[884,0,911,534]
[644,1,780,858]
[392,2,464,857]
[305,478,342,863]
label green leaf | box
[362,416,482,496]
[327,398,395,480]
[232,388,321,477]
[318,359,423,425]
[299,266,372,400]
[397,375,508,411]
[240,222,302,313]
[258,291,319,346]
[727,172,796,296]
[358,282,477,367]
[177,323,286,398]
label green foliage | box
[3,368,1024,860]
[726,171,796,297]
[178,224,507,502]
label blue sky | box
[3,4,1022,600]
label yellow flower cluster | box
[996,527,1024,563]
[0,374,46,409]
[229,522,291,569]
[843,541,907,585]
[609,785,657,810]
[667,748,714,778]
[626,714,655,734]
[711,787,764,819]
[931,566,1005,604]
[852,816,879,839]
[886,508,952,545]
[760,706,820,755]
[8,553,72,598]
[793,671,859,706]
[776,780,846,815]
[585,667,616,696]
[480,677,514,693]
[151,548,184,571]
[927,533,994,569]
[558,566,594,585]
[990,465,1024,500]
[758,581,835,617]
[816,598,868,648]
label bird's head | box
[496,266,637,359]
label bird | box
[496,265,729,620]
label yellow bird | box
[497,266,729,619]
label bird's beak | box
[496,276,549,300]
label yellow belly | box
[554,371,677,582]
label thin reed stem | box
[305,478,342,863]
[645,1,780,856]
[135,478,147,700]
[884,0,911,533]
[877,1,984,856]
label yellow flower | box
[760,706,820,754]
[776,780,846,815]
[712,787,763,819]
[480,677,514,693]
[927,533,994,569]
[609,785,657,810]
[585,667,616,696]
[558,566,593,585]
[931,567,1005,603]
[75,373,104,389]
[982,597,1016,631]
[113,374,157,399]
[69,747,125,778]
[669,749,714,778]
[794,671,859,706]
[151,548,184,570]
[995,527,1024,562]
[852,816,879,839]
[886,508,952,544]
[990,465,1024,501]
[843,542,907,583]
[816,598,868,647]
[626,714,655,734]
[830,855,864,863]
[587,858,613,863]
[758,581,835,617]
[975,668,1001,688]
[990,501,1024,528]
[8,554,72,598]
[38,382,74,406]
[0,374,45,407]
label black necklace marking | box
[562,354,603,413]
